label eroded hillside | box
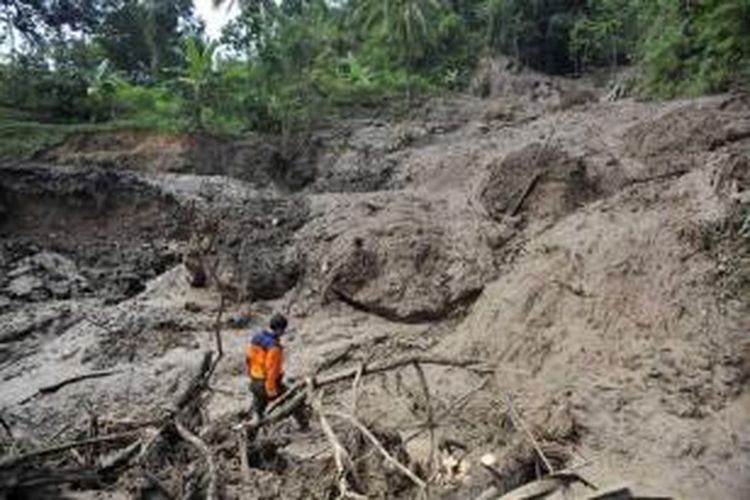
[1,76,748,499]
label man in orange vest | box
[246,313,308,429]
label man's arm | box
[265,346,282,397]
[245,345,254,379]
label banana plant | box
[179,38,218,131]
[86,59,121,121]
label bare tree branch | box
[174,421,218,500]
[0,414,13,439]
[505,396,554,475]
[510,172,543,216]
[350,361,365,417]
[142,470,176,500]
[404,376,491,445]
[412,362,436,479]
[308,381,365,500]
[237,429,251,485]
[0,432,140,469]
[17,370,122,405]
[206,293,226,380]
[327,411,427,491]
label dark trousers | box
[249,379,271,421]
[249,379,309,429]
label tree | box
[96,0,202,81]
[0,0,106,46]
[483,0,587,75]
[180,38,218,130]
[570,0,639,73]
[355,0,447,68]
[638,0,750,96]
[86,59,122,121]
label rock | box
[25,252,79,276]
[184,301,203,313]
[228,316,251,329]
[6,274,46,300]
[484,222,516,249]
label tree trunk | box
[194,87,204,131]
[143,6,160,81]
[7,16,15,62]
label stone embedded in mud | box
[6,274,46,300]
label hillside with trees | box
[0,0,748,139]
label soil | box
[0,63,748,499]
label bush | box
[634,0,749,97]
[110,82,181,128]
[0,57,91,121]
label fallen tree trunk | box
[265,355,491,416]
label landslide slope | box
[0,77,748,499]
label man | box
[246,313,308,429]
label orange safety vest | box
[246,330,283,397]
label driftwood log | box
[262,355,492,420]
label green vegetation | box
[0,0,747,140]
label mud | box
[0,68,749,499]
[480,142,601,222]
[0,166,187,304]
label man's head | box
[269,313,288,335]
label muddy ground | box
[0,66,749,499]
